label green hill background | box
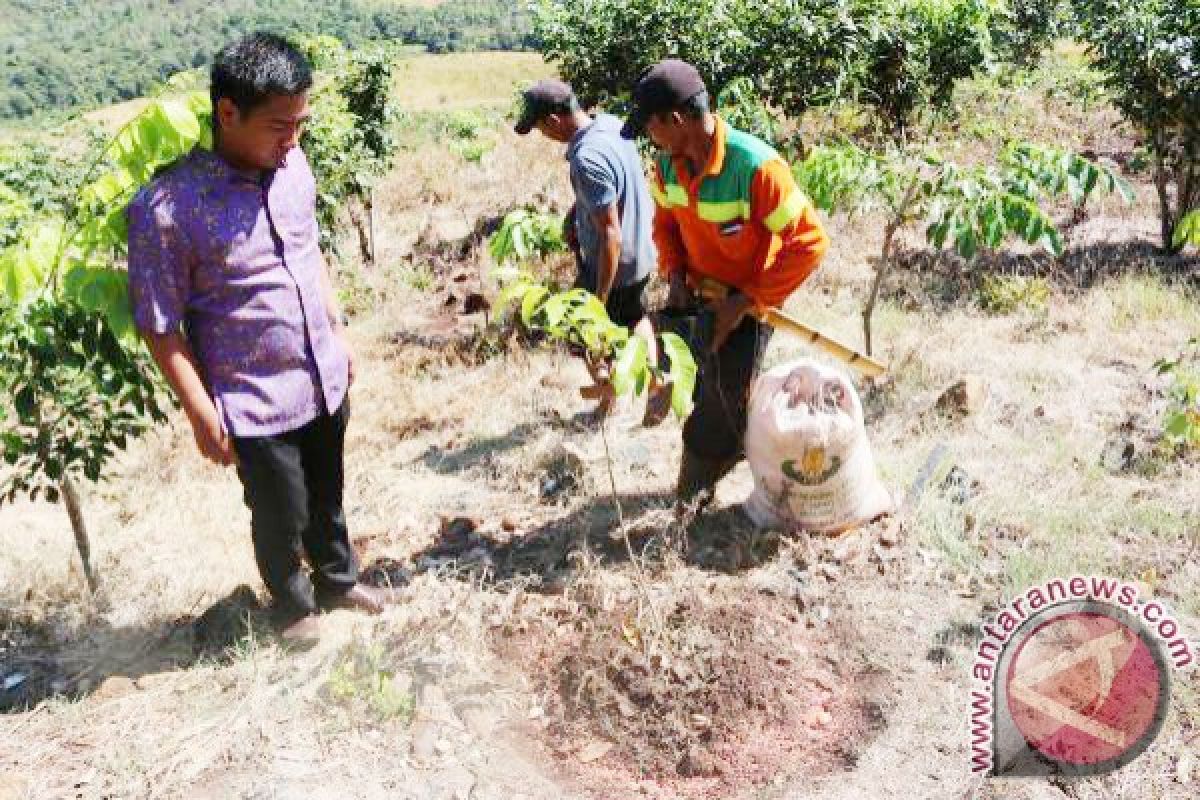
[0,0,532,120]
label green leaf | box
[659,332,697,419]
[954,225,978,260]
[1040,227,1064,257]
[519,285,550,326]
[13,385,35,419]
[510,222,528,262]
[609,336,648,397]
[0,219,63,302]
[156,98,203,144]
[1174,210,1200,249]
[1165,411,1192,438]
[1115,177,1136,205]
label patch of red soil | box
[493,586,879,799]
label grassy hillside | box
[0,0,533,121]
[1,45,1198,800]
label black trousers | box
[232,400,357,620]
[656,307,773,461]
[573,254,649,328]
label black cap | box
[514,79,576,135]
[621,59,707,139]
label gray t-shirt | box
[566,113,656,290]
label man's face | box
[216,92,311,171]
[645,111,685,155]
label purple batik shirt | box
[127,146,348,438]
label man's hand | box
[187,403,235,466]
[143,331,236,467]
[666,271,693,310]
[710,292,754,353]
[337,329,355,387]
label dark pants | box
[232,400,357,620]
[655,307,773,461]
[574,254,649,328]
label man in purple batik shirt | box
[127,33,399,641]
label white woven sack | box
[744,359,893,534]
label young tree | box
[1073,0,1199,253]
[0,91,207,593]
[795,141,1132,353]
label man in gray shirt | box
[515,79,664,420]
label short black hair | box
[210,33,313,121]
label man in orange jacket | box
[622,59,830,507]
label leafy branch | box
[795,139,1134,354]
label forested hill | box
[0,0,533,120]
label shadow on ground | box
[0,585,274,714]
[888,239,1199,310]
[406,489,787,592]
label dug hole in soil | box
[492,571,884,799]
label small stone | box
[410,720,440,763]
[935,376,988,417]
[501,516,518,532]
[0,773,29,799]
[677,745,724,777]
[940,466,980,504]
[428,766,475,800]
[831,538,861,564]
[803,706,832,728]
[1177,752,1194,785]
[459,705,498,738]
[577,740,614,763]
[92,675,137,701]
[1100,436,1135,473]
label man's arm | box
[741,159,829,310]
[143,331,234,465]
[127,189,236,466]
[710,159,829,350]
[316,253,354,386]
[649,165,692,309]
[590,204,622,302]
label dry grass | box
[393,51,548,112]
[3,50,1200,800]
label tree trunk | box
[60,476,99,594]
[862,173,922,357]
[348,199,373,266]
[1154,138,1178,254]
[367,189,377,265]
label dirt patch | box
[493,581,882,799]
